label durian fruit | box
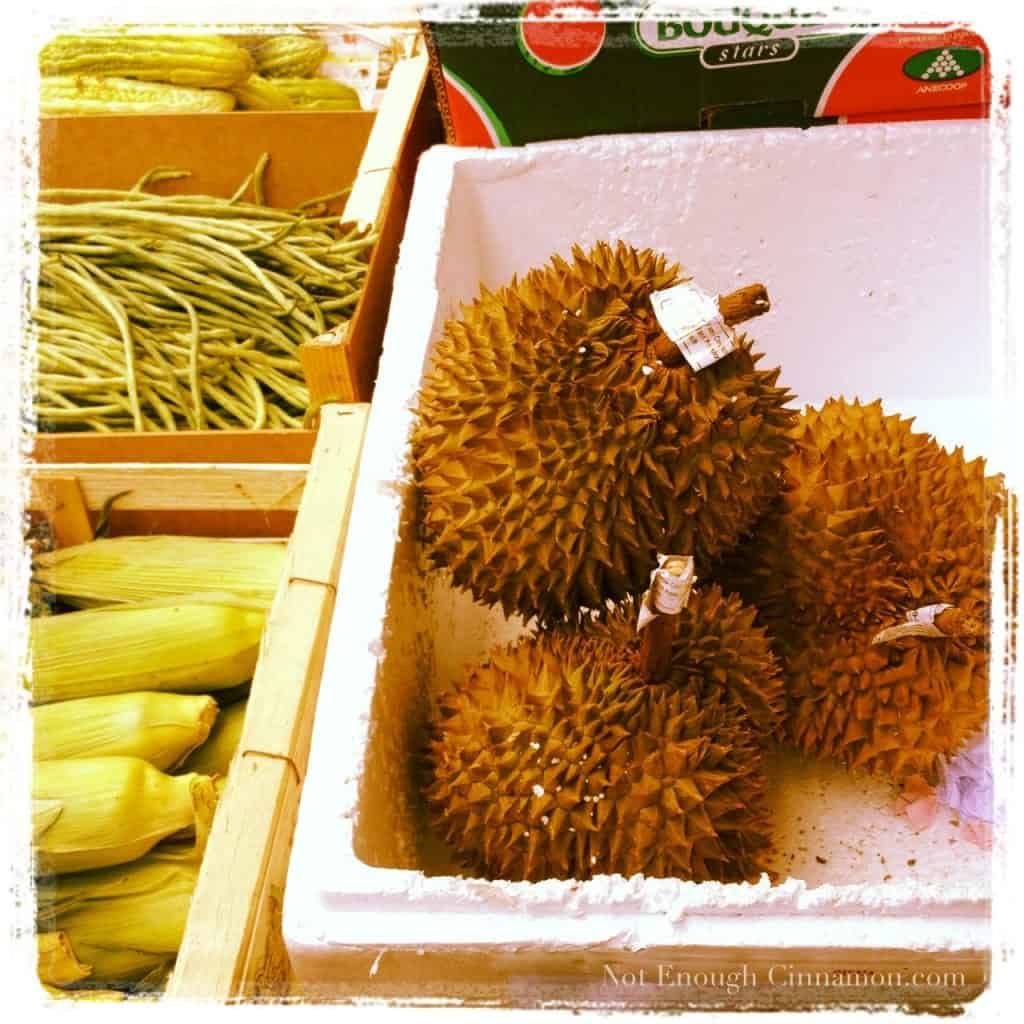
[783,621,989,783]
[714,397,1003,784]
[414,241,797,624]
[424,586,781,883]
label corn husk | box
[37,844,201,985]
[32,536,286,609]
[178,698,246,777]
[34,692,218,770]
[37,931,91,987]
[33,757,216,874]
[29,593,267,705]
[134,960,175,993]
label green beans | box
[33,155,375,432]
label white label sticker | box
[636,554,696,632]
[649,281,737,371]
[905,604,954,626]
[871,604,954,645]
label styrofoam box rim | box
[285,124,993,963]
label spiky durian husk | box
[414,240,797,624]
[785,621,988,784]
[714,397,1002,784]
[424,587,778,883]
[582,587,786,737]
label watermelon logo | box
[903,47,983,81]
[518,1,606,76]
[442,68,510,148]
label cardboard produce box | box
[424,5,990,144]
[282,118,999,1008]
[34,55,441,451]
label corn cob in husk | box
[33,692,218,771]
[33,757,216,875]
[37,931,91,988]
[36,844,201,985]
[178,698,246,777]
[29,594,267,705]
[32,536,286,609]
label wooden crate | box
[302,55,442,404]
[36,54,441,429]
[30,430,317,539]
[27,402,371,1000]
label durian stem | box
[719,284,772,325]
[638,555,693,683]
[935,607,986,637]
[652,282,771,367]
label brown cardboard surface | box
[38,111,376,211]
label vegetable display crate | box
[283,120,1000,1009]
[35,54,441,442]
[28,403,370,1000]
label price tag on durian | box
[636,554,696,632]
[871,604,954,645]
[649,282,737,371]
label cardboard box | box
[424,6,990,145]
[35,55,441,430]
[282,119,997,1008]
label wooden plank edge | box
[31,430,318,466]
[167,403,369,1001]
[28,466,308,515]
[287,405,370,588]
[343,56,429,223]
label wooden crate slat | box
[237,762,304,1001]
[29,465,308,515]
[167,402,369,1001]
[307,57,436,404]
[31,430,317,466]
[169,755,298,1001]
[287,405,370,588]
[100,508,299,540]
[345,57,429,225]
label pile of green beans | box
[33,159,376,432]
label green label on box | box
[425,3,989,145]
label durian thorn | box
[651,283,771,367]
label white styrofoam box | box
[284,121,995,1007]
